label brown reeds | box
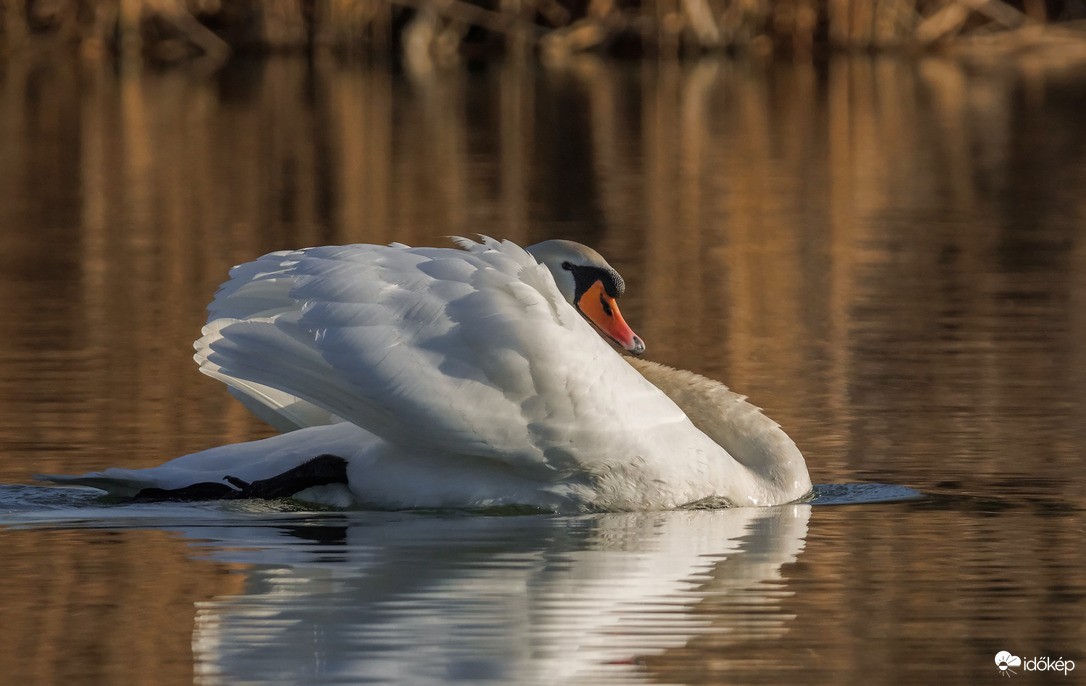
[1,0,1085,65]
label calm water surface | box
[0,53,1084,684]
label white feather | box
[42,238,811,511]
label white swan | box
[41,237,811,511]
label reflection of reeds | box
[2,0,1085,64]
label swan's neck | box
[625,357,811,504]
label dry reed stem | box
[0,0,1084,63]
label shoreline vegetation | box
[2,0,1086,68]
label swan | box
[40,237,811,511]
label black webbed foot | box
[132,455,350,502]
[221,455,349,499]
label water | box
[1,53,1085,684]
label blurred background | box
[1,1,1085,683]
[3,0,1085,486]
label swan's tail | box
[37,423,367,504]
[37,470,159,498]
[37,454,349,502]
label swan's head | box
[526,239,646,355]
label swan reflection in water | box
[184,504,810,684]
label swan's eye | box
[562,261,573,270]
[600,293,613,317]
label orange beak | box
[577,280,646,355]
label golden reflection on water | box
[1,51,1085,683]
[0,527,246,685]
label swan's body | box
[41,237,811,511]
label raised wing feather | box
[196,238,682,480]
